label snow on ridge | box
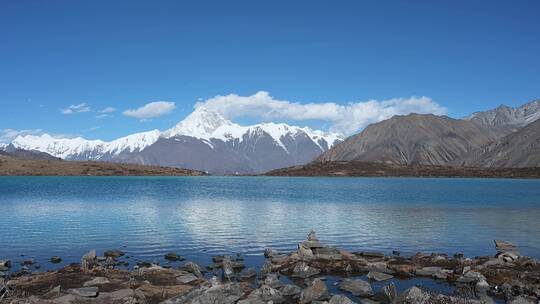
[12,134,105,159]
[164,107,343,151]
[105,129,161,154]
[10,106,343,158]
[11,130,161,159]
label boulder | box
[67,286,99,297]
[264,273,283,289]
[281,284,302,297]
[136,261,154,268]
[264,248,280,259]
[50,256,62,264]
[292,262,320,278]
[431,270,448,280]
[475,279,490,294]
[238,285,284,304]
[457,270,487,283]
[414,266,442,276]
[314,247,343,260]
[497,251,520,263]
[329,294,356,304]
[366,262,392,274]
[396,286,430,304]
[181,261,205,278]
[81,250,97,269]
[104,249,125,258]
[298,243,315,259]
[355,251,385,258]
[222,256,235,281]
[240,267,257,280]
[21,258,35,266]
[97,289,143,303]
[494,240,518,253]
[367,271,393,281]
[308,230,318,241]
[165,252,184,262]
[177,273,199,284]
[42,285,61,299]
[375,283,397,304]
[261,260,273,278]
[508,296,535,304]
[83,277,110,287]
[0,260,10,268]
[161,282,245,304]
[300,278,329,303]
[301,230,324,249]
[338,279,374,297]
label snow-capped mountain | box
[11,130,161,160]
[8,107,342,174]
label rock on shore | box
[1,232,539,303]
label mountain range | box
[317,100,539,168]
[3,100,539,175]
[5,107,342,174]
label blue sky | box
[1,0,539,141]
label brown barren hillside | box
[317,114,499,165]
[265,161,540,178]
[0,154,206,176]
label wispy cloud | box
[95,106,117,119]
[61,103,91,114]
[0,129,43,143]
[100,106,116,113]
[196,91,447,135]
[123,101,176,120]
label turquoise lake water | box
[1,176,540,272]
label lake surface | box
[1,176,540,272]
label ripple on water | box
[0,176,539,271]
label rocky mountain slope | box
[0,144,60,161]
[317,114,498,166]
[466,100,539,132]
[7,107,342,174]
[461,118,540,168]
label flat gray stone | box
[367,271,393,281]
[83,277,110,287]
[415,266,442,276]
[177,273,199,284]
[67,286,99,297]
[339,279,373,297]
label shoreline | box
[2,232,538,304]
[2,154,540,178]
[265,161,540,179]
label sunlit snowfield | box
[1,176,540,271]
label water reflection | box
[0,176,539,271]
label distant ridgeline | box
[316,100,540,169]
[3,107,342,175]
[2,100,539,175]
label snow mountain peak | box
[164,106,239,139]
[5,107,344,174]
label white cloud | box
[61,103,91,114]
[99,106,116,113]
[0,129,43,143]
[95,106,117,119]
[196,91,447,135]
[123,101,176,120]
